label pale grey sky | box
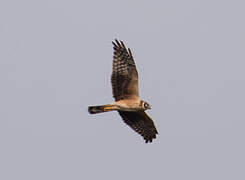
[1,0,245,179]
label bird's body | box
[89,98,142,113]
[115,98,142,111]
[88,40,158,143]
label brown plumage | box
[88,39,158,143]
[111,40,139,101]
[118,111,158,143]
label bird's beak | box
[148,105,152,109]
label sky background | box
[1,0,245,179]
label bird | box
[88,39,158,143]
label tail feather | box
[88,105,117,114]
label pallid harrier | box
[88,40,158,143]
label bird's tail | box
[88,104,118,114]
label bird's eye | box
[144,103,148,108]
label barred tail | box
[88,104,117,114]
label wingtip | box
[144,132,158,143]
[128,48,132,56]
[112,39,127,48]
[112,41,116,47]
[112,39,120,47]
[120,40,126,48]
[145,138,156,143]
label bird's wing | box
[118,111,158,143]
[111,39,139,101]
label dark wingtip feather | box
[115,39,120,46]
[128,48,132,56]
[113,39,128,50]
[145,136,156,143]
[112,41,116,47]
[120,40,126,49]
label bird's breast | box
[114,99,142,111]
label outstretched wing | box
[111,39,139,101]
[118,111,158,143]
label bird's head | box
[140,100,151,110]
